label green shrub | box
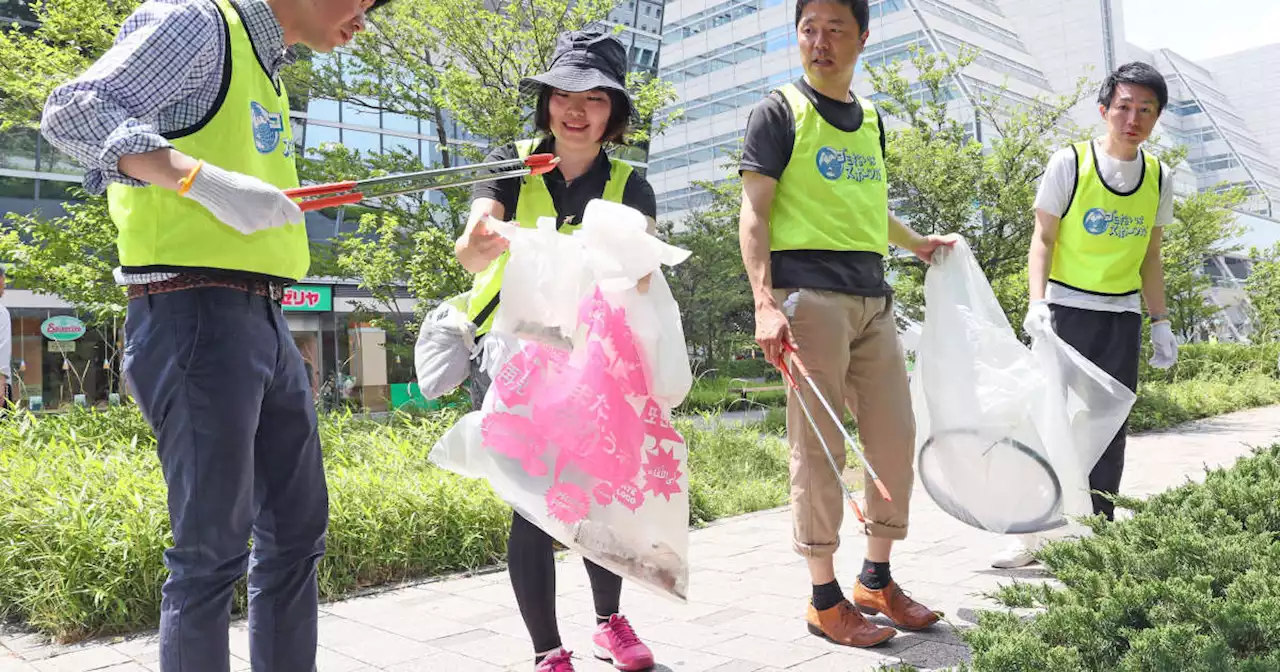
[0,408,795,642]
[963,444,1280,671]
[677,375,786,414]
[1129,374,1280,433]
[1140,341,1280,384]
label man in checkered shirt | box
[41,0,392,669]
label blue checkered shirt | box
[40,0,295,285]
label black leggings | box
[509,511,623,654]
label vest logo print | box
[1083,207,1149,239]
[250,101,286,154]
[816,146,882,183]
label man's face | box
[1101,82,1161,149]
[299,0,375,52]
[797,1,868,87]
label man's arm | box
[739,171,794,366]
[40,1,220,193]
[1028,209,1061,301]
[1140,227,1169,319]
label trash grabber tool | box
[776,359,867,522]
[285,153,562,212]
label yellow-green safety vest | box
[466,138,633,336]
[107,0,307,282]
[1051,140,1161,295]
[769,83,889,257]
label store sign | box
[40,315,86,341]
[48,341,76,353]
[282,285,333,312]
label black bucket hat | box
[519,28,637,120]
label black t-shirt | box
[740,78,891,297]
[470,137,657,224]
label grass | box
[0,407,792,642]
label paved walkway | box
[5,406,1279,672]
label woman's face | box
[548,87,613,148]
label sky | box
[1123,0,1280,61]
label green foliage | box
[1244,243,1280,342]
[866,45,1092,321]
[662,179,755,372]
[1164,188,1247,341]
[965,444,1280,671]
[0,406,794,642]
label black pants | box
[470,344,624,654]
[1050,305,1141,521]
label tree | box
[1163,187,1245,340]
[865,46,1093,326]
[660,179,754,373]
[291,0,680,368]
[1244,243,1280,341]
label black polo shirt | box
[470,138,657,225]
[740,78,892,297]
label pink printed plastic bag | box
[432,201,692,602]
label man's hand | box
[911,233,961,265]
[183,162,304,235]
[1022,300,1051,337]
[1149,320,1178,369]
[755,303,794,370]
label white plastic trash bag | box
[431,199,695,601]
[910,237,1136,534]
[414,292,477,399]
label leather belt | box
[126,273,288,302]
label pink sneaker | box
[592,615,655,671]
[536,648,576,671]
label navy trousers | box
[1049,304,1142,521]
[124,287,329,672]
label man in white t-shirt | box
[992,62,1178,568]
[0,265,11,409]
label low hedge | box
[0,407,789,642]
[964,443,1280,670]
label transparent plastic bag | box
[413,292,477,399]
[432,200,693,601]
[911,237,1136,534]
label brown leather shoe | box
[805,599,897,648]
[853,580,941,631]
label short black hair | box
[1098,61,1168,112]
[370,0,394,12]
[795,0,868,32]
[533,87,631,145]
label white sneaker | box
[990,534,1042,569]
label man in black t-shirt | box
[738,0,955,648]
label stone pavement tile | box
[895,640,971,669]
[431,628,536,667]
[382,647,507,671]
[28,647,129,672]
[0,653,38,672]
[423,572,505,595]
[88,664,148,672]
[322,593,484,642]
[379,585,453,609]
[314,646,368,672]
[641,642,732,672]
[787,651,903,672]
[314,618,436,668]
[635,620,739,650]
[454,582,522,610]
[702,660,769,672]
[703,635,824,669]
[707,611,809,644]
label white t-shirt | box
[0,303,10,381]
[1033,139,1173,314]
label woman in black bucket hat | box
[452,28,660,672]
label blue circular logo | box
[815,147,844,181]
[1083,208,1110,235]
[250,101,282,154]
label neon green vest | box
[1051,141,1160,295]
[769,83,889,256]
[466,139,633,336]
[107,0,307,281]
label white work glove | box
[182,162,304,235]
[1149,320,1178,369]
[1022,300,1051,338]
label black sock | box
[812,580,844,611]
[859,560,891,590]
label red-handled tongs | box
[285,153,562,212]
